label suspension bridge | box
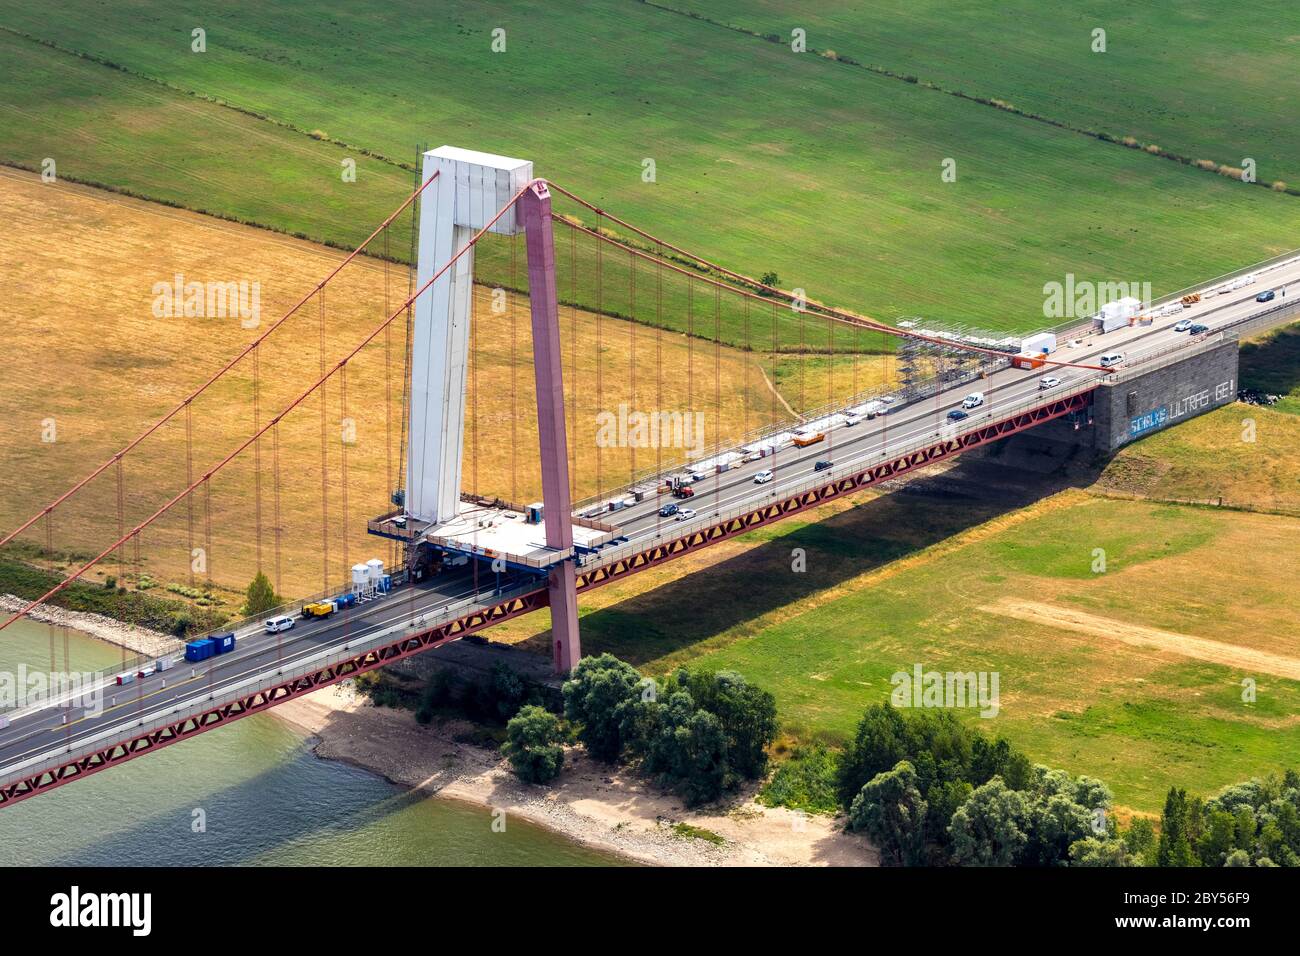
[1,146,1297,807]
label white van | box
[1099,352,1125,368]
[265,615,295,634]
[961,391,985,409]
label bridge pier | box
[1042,334,1241,451]
[519,181,582,673]
[1091,335,1239,451]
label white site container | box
[1020,331,1057,355]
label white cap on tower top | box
[423,145,534,236]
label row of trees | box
[838,703,1300,867]
[839,703,1114,865]
[503,654,777,804]
[1155,774,1300,867]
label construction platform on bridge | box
[371,499,619,571]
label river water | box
[0,619,618,866]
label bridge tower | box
[405,146,580,672]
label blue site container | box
[184,638,216,662]
[379,574,392,593]
[334,592,357,610]
[211,632,236,655]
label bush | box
[488,663,527,722]
[503,705,565,784]
[758,745,840,814]
[427,669,458,707]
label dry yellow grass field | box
[0,169,890,602]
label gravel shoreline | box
[272,685,877,867]
[0,594,183,660]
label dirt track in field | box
[989,597,1300,681]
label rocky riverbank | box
[0,594,182,659]
[272,685,877,867]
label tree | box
[1198,808,1237,867]
[1069,837,1134,867]
[836,703,909,806]
[488,663,527,722]
[949,777,1030,866]
[924,779,974,861]
[646,691,730,805]
[1025,792,1097,866]
[1157,788,1198,867]
[971,736,1033,790]
[1124,817,1158,867]
[1232,805,1258,852]
[503,705,565,784]
[561,654,644,762]
[679,670,776,779]
[848,761,928,866]
[243,571,278,617]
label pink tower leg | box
[518,182,581,673]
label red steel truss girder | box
[575,391,1093,592]
[0,589,549,808]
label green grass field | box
[0,0,1296,342]
[666,0,1300,187]
[583,489,1300,812]
[3,0,1298,813]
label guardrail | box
[570,358,1006,516]
[579,379,1099,570]
[577,282,1300,521]
[1,578,543,785]
[1220,296,1300,340]
[1037,247,1300,338]
[0,572,410,717]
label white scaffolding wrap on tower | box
[405,146,534,524]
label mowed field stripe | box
[988,598,1300,681]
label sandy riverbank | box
[273,685,877,867]
[0,594,182,659]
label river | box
[0,618,619,866]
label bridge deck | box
[3,260,1299,806]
